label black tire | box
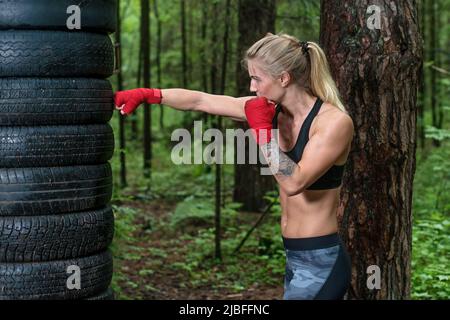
[86,288,115,300]
[0,250,113,300]
[0,206,114,263]
[0,0,117,33]
[0,164,112,216]
[0,78,113,126]
[0,124,114,167]
[0,31,114,78]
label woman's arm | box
[261,113,353,196]
[161,89,253,122]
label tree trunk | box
[429,0,439,146]
[320,0,422,299]
[132,40,142,141]
[200,0,209,124]
[418,0,425,149]
[234,0,276,212]
[181,0,187,88]
[141,0,152,179]
[153,0,164,130]
[435,0,443,140]
[115,0,127,188]
[213,0,232,262]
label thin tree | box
[209,1,221,260]
[430,0,439,146]
[141,0,152,179]
[418,0,426,149]
[213,0,232,261]
[200,0,209,124]
[115,0,127,188]
[153,0,164,130]
[181,0,187,88]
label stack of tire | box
[0,0,117,300]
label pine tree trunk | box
[234,0,276,212]
[132,43,142,141]
[153,0,164,130]
[141,0,152,178]
[418,0,425,149]
[181,0,187,88]
[201,0,209,124]
[115,0,127,188]
[320,0,422,299]
[213,0,232,261]
[430,0,439,146]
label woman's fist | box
[244,97,276,145]
[114,88,162,115]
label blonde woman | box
[114,33,354,300]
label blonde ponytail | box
[307,42,346,113]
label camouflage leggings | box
[283,233,351,300]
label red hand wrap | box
[114,88,162,115]
[244,97,276,145]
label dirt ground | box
[112,198,284,300]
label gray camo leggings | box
[283,233,351,300]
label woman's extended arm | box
[115,87,254,122]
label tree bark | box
[234,0,276,212]
[320,0,422,299]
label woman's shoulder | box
[313,102,354,138]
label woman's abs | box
[280,188,340,238]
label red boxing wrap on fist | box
[244,97,276,145]
[114,88,162,115]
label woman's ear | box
[280,71,291,87]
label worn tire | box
[0,124,114,167]
[0,250,113,300]
[0,164,112,216]
[0,31,114,78]
[85,287,115,300]
[0,206,114,263]
[0,78,113,126]
[0,0,117,33]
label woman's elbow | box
[283,183,306,197]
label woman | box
[114,33,354,300]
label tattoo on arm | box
[263,141,298,177]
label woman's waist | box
[282,232,342,250]
[281,209,338,239]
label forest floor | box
[111,196,284,300]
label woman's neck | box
[279,86,316,119]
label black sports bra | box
[272,97,345,190]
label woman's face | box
[248,60,283,102]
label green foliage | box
[110,204,139,298]
[412,141,450,299]
[425,126,450,141]
[169,195,214,229]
